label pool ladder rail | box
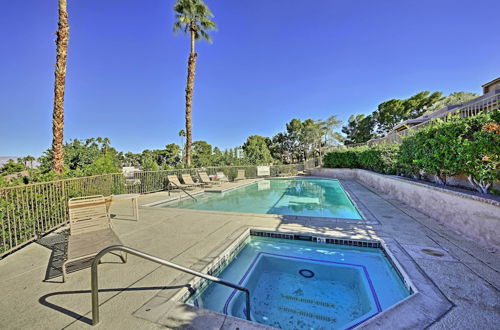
[167,181,198,202]
[90,245,251,325]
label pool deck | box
[0,178,498,329]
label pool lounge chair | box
[216,171,230,183]
[62,195,126,282]
[234,169,246,181]
[181,173,203,188]
[198,171,218,186]
[167,175,194,190]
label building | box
[482,77,500,94]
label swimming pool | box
[186,236,410,329]
[160,178,363,220]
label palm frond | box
[198,29,212,43]
[173,0,216,41]
[200,18,216,31]
[173,21,182,33]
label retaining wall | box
[310,168,500,250]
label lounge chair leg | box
[120,252,127,263]
[134,198,139,221]
[62,261,67,283]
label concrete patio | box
[0,178,498,329]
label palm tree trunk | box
[51,0,69,173]
[184,27,197,166]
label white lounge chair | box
[167,175,194,190]
[181,173,203,188]
[62,195,126,282]
[198,171,218,186]
[216,171,229,183]
[234,169,246,181]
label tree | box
[242,135,273,164]
[84,153,121,175]
[211,147,223,166]
[373,91,442,134]
[38,137,119,175]
[142,156,159,171]
[96,137,111,153]
[221,148,240,166]
[18,157,27,166]
[178,129,186,163]
[411,118,466,185]
[162,143,182,167]
[192,140,213,167]
[301,119,320,161]
[0,160,26,175]
[173,0,216,166]
[373,99,406,134]
[51,0,70,173]
[123,152,141,167]
[425,91,478,114]
[316,115,343,163]
[286,118,305,162]
[456,110,499,193]
[24,155,36,168]
[270,132,291,164]
[342,114,376,145]
[318,115,342,147]
[403,91,442,118]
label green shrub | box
[398,110,499,192]
[409,120,464,185]
[456,111,499,193]
[324,146,398,174]
[325,110,499,194]
[358,145,399,174]
[397,136,420,178]
[323,148,363,168]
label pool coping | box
[204,178,266,193]
[141,177,380,225]
[139,179,264,207]
[133,229,452,329]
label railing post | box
[91,257,100,325]
[245,289,251,320]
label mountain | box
[0,156,19,167]
[0,156,39,168]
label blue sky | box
[1,0,499,157]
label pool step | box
[278,306,337,323]
[280,294,336,308]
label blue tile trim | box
[249,230,381,248]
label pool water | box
[162,178,363,220]
[187,237,410,330]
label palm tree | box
[24,155,36,168]
[51,0,70,173]
[178,129,186,163]
[173,0,216,166]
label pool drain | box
[299,269,315,278]
[421,248,445,257]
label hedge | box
[324,110,499,194]
[323,148,363,168]
[357,145,399,174]
[323,145,398,174]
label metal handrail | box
[168,181,198,201]
[91,245,251,325]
